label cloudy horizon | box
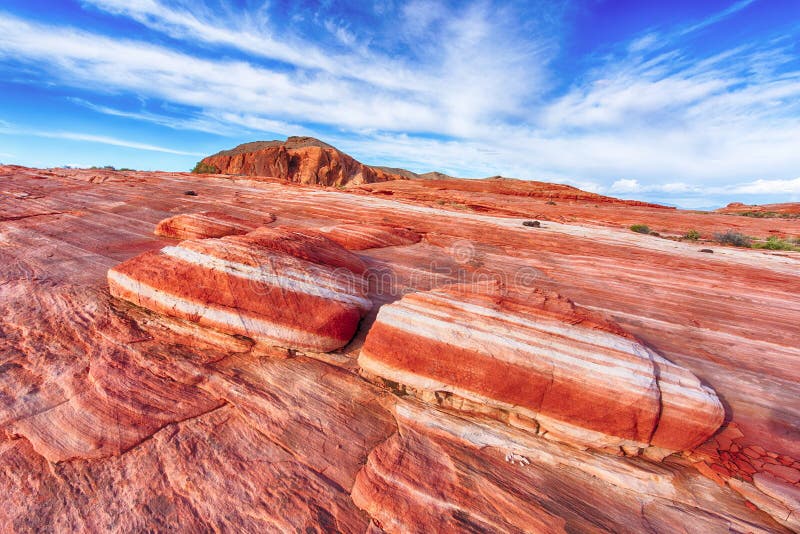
[1,0,799,208]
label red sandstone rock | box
[716,202,800,216]
[108,230,371,352]
[200,137,405,186]
[693,461,727,486]
[154,211,275,239]
[2,163,799,532]
[753,473,800,519]
[729,478,799,531]
[763,464,800,484]
[317,223,421,250]
[242,226,368,274]
[352,399,781,533]
[744,447,762,459]
[359,283,724,452]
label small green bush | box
[192,161,219,174]
[684,229,701,240]
[630,224,651,234]
[714,230,751,248]
[738,211,778,218]
[736,211,799,219]
[753,236,800,251]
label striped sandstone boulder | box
[317,224,421,250]
[109,229,371,352]
[154,211,276,240]
[359,284,724,453]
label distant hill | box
[715,202,800,217]
[199,137,514,187]
[197,137,663,209]
[198,136,406,186]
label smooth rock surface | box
[1,164,798,532]
[317,223,422,250]
[352,399,783,534]
[359,283,724,452]
[154,210,275,239]
[108,230,371,352]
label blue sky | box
[1,0,799,208]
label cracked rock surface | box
[1,165,799,532]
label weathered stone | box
[154,211,275,239]
[359,283,725,452]
[109,230,371,352]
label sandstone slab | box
[318,223,422,250]
[360,284,724,452]
[109,230,371,352]
[153,211,275,239]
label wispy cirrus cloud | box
[0,122,203,156]
[0,4,554,138]
[679,0,758,36]
[77,0,557,134]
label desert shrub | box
[522,220,541,227]
[736,211,800,219]
[714,230,751,247]
[738,211,777,218]
[753,236,800,251]
[649,231,661,237]
[630,224,651,234]
[191,161,219,174]
[684,229,701,240]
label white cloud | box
[627,33,660,53]
[0,6,554,138]
[324,20,357,47]
[39,132,204,156]
[729,177,800,194]
[610,179,641,193]
[680,0,758,36]
[79,0,555,130]
[0,124,203,156]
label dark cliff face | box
[199,136,404,186]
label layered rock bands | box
[359,284,725,453]
[109,228,371,352]
[154,211,276,240]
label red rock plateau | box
[2,161,800,532]
[717,202,800,217]
[199,136,407,186]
